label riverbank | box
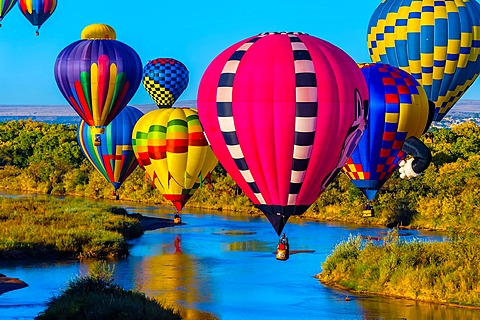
[317,232,480,309]
[0,196,172,260]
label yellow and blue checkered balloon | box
[368,0,480,121]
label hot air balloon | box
[54,24,142,140]
[342,63,432,216]
[18,0,56,35]
[142,58,189,108]
[0,0,17,27]
[197,32,368,259]
[367,0,480,121]
[132,108,218,221]
[77,106,144,199]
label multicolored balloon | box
[197,32,368,235]
[343,63,430,200]
[142,58,189,108]
[0,0,17,27]
[367,0,480,121]
[78,106,144,191]
[132,108,217,212]
[54,24,142,134]
[18,0,57,35]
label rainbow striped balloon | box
[0,0,17,26]
[132,108,217,212]
[18,0,57,34]
[55,31,143,131]
[367,0,480,121]
[78,106,144,191]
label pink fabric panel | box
[197,36,259,203]
[232,34,296,206]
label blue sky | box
[2,0,479,106]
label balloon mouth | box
[259,32,308,36]
[91,127,105,135]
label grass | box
[318,230,480,307]
[0,196,143,259]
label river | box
[1,200,479,320]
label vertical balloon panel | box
[198,32,368,235]
[77,106,144,190]
[367,0,480,121]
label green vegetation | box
[0,196,143,259]
[2,119,480,232]
[36,261,182,320]
[318,231,480,307]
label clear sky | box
[2,0,479,106]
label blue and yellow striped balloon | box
[367,0,480,121]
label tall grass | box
[0,196,143,259]
[318,230,480,307]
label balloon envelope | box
[197,32,368,235]
[18,0,56,33]
[343,63,430,200]
[54,36,143,130]
[78,106,144,190]
[367,0,480,121]
[142,58,189,108]
[0,0,18,25]
[132,108,218,212]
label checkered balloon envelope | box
[142,58,189,108]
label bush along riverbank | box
[36,261,183,320]
[317,230,480,308]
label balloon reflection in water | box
[135,235,217,319]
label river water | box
[1,201,479,320]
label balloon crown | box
[81,23,117,40]
[258,32,307,36]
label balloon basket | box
[173,214,182,225]
[276,247,289,261]
[362,206,374,218]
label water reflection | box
[134,234,218,320]
[223,239,272,253]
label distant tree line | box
[0,119,479,233]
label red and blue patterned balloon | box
[343,63,430,200]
